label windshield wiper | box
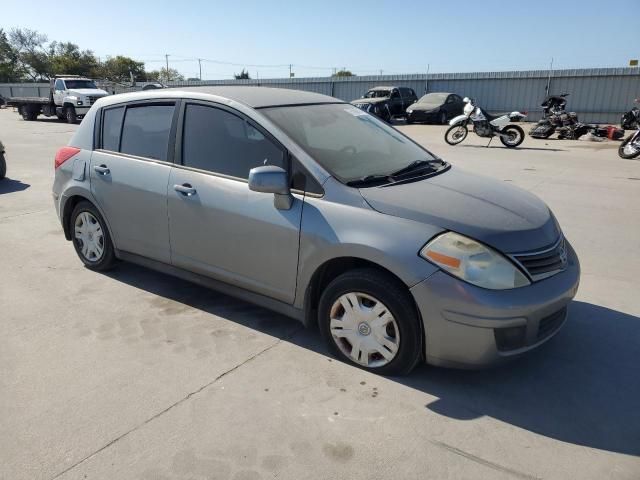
[346,174,393,187]
[389,159,442,179]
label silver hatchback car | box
[53,87,580,375]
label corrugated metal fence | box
[1,68,639,123]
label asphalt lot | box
[1,108,639,480]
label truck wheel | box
[65,106,77,124]
[0,153,6,180]
[21,107,38,121]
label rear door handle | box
[174,183,197,196]
[94,164,110,175]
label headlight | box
[420,232,530,289]
[407,109,413,113]
[77,100,83,105]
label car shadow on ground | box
[104,263,639,457]
[0,178,30,194]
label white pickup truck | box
[7,75,110,123]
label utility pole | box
[198,59,202,81]
[289,64,292,78]
[379,69,383,76]
[425,63,430,94]
[545,57,554,94]
[165,54,170,82]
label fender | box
[449,114,468,126]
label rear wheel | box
[444,124,468,145]
[618,134,640,159]
[500,125,525,148]
[70,201,117,271]
[318,269,421,376]
[21,106,38,121]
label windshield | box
[417,93,448,104]
[64,80,97,90]
[261,104,440,184]
[363,89,390,98]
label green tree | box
[333,69,355,77]
[234,68,250,80]
[48,41,98,77]
[96,55,146,83]
[147,67,184,83]
[0,29,20,82]
[9,28,50,80]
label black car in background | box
[406,92,464,124]
[351,86,417,122]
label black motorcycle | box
[621,99,640,130]
[529,93,586,139]
[619,130,640,159]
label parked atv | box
[0,140,6,180]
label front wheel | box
[318,269,422,376]
[618,134,640,159]
[65,106,77,124]
[444,124,468,145]
[500,125,525,148]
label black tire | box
[0,153,6,180]
[21,107,37,121]
[318,268,422,376]
[500,124,525,148]
[406,116,414,124]
[439,111,448,125]
[618,134,640,159]
[444,124,468,145]
[70,201,117,271]
[65,106,77,124]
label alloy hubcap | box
[74,211,104,262]
[329,292,400,368]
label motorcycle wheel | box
[618,135,640,159]
[500,125,525,148]
[444,125,468,145]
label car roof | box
[369,86,398,91]
[97,86,342,109]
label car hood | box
[351,98,388,105]
[409,102,442,111]
[359,167,559,253]
[68,88,109,96]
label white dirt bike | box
[444,97,526,148]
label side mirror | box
[248,165,293,210]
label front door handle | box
[94,164,110,175]
[174,183,197,196]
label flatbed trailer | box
[6,76,109,123]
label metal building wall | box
[2,68,638,123]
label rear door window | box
[119,104,175,161]
[101,106,124,152]
[181,103,285,179]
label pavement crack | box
[49,327,301,480]
[429,440,541,480]
[0,209,48,220]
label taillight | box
[54,146,80,169]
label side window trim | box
[97,99,179,164]
[175,99,289,181]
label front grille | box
[537,307,567,341]
[355,103,370,111]
[87,96,98,105]
[511,236,567,281]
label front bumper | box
[410,242,580,368]
[407,110,439,123]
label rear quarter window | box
[101,106,124,152]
